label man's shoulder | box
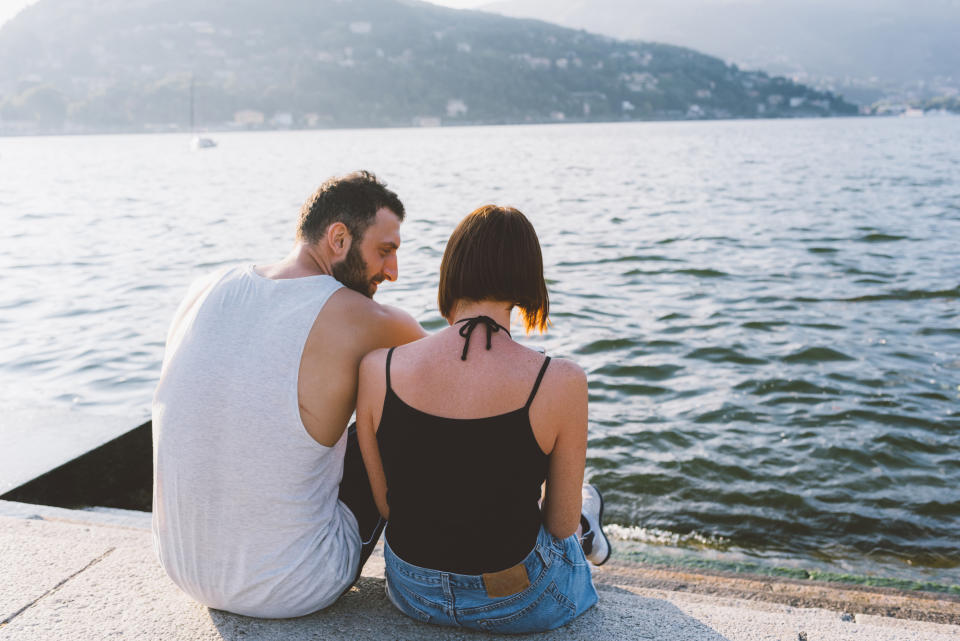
[172,265,240,316]
[325,288,415,327]
[185,264,244,295]
[320,289,427,348]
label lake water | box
[1,117,958,586]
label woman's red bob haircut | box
[438,205,550,333]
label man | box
[152,171,426,618]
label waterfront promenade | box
[1,499,958,640]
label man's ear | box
[326,222,351,257]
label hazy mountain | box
[482,0,960,102]
[0,0,856,134]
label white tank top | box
[152,265,359,618]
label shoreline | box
[614,541,960,599]
[0,113,879,140]
[600,557,960,626]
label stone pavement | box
[1,500,958,640]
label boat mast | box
[189,75,195,133]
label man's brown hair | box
[438,205,549,333]
[297,170,404,244]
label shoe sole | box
[592,485,612,566]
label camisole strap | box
[524,356,552,410]
[385,347,396,391]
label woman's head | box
[438,205,549,333]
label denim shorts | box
[383,525,598,634]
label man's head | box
[297,171,405,297]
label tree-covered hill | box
[484,0,960,104]
[0,0,858,134]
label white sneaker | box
[581,484,611,565]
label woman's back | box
[373,322,554,574]
[383,322,554,424]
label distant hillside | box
[0,0,857,134]
[482,0,960,104]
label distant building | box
[629,51,653,67]
[572,91,605,118]
[622,72,657,92]
[413,116,442,127]
[271,112,293,128]
[234,110,265,126]
[514,54,550,70]
[446,99,468,117]
[789,97,806,108]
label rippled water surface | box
[2,118,958,584]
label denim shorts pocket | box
[456,547,551,617]
[476,581,576,634]
[559,532,590,567]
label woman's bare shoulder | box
[530,355,587,409]
[543,355,587,385]
[529,354,588,449]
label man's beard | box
[332,243,378,298]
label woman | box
[356,205,607,633]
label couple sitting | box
[152,170,610,634]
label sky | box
[427,0,490,7]
[0,0,489,28]
[0,0,37,28]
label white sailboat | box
[189,77,217,150]
[190,135,217,150]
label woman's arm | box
[356,348,391,519]
[538,359,589,539]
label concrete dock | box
[1,499,958,640]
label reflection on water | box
[1,118,958,584]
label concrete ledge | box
[0,499,152,530]
[0,410,136,496]
[1,503,958,640]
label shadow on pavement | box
[209,577,731,640]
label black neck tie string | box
[455,315,511,361]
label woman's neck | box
[449,300,513,332]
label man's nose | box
[383,255,398,281]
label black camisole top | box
[377,345,551,575]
